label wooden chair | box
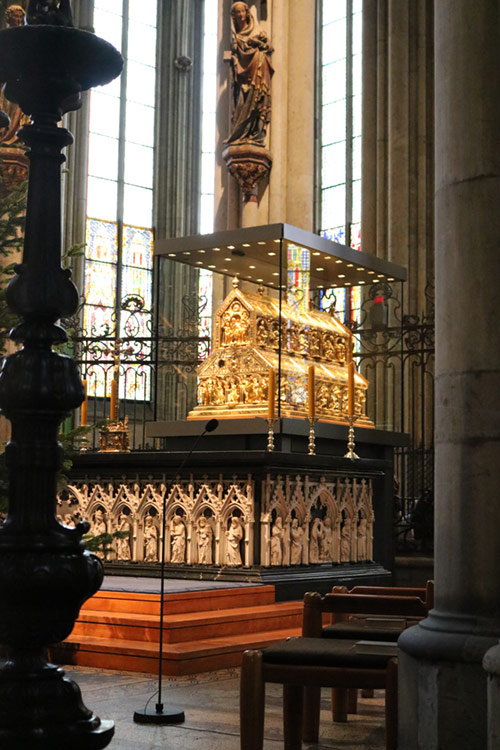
[240,590,428,750]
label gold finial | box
[258,283,265,296]
[232,276,239,289]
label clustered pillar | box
[398,1,500,748]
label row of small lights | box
[167,240,396,287]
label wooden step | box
[73,601,302,644]
[54,625,302,676]
[82,585,276,616]
[53,584,304,676]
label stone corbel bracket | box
[223,141,272,203]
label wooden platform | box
[52,584,302,675]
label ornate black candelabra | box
[0,7,122,749]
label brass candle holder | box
[307,417,318,455]
[99,417,130,453]
[344,414,360,460]
[267,418,276,452]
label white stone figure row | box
[75,506,246,566]
[268,513,371,566]
[56,473,374,567]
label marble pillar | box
[398,1,500,748]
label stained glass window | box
[318,0,362,327]
[287,244,311,315]
[83,0,157,402]
[197,0,218,353]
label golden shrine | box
[188,279,373,426]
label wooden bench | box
[240,590,429,750]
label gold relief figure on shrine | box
[188,279,373,427]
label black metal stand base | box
[133,706,185,725]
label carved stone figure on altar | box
[143,514,158,562]
[290,518,304,565]
[226,515,243,565]
[357,517,368,561]
[226,2,274,146]
[196,516,213,565]
[270,516,284,566]
[320,517,333,562]
[170,513,186,563]
[92,508,107,536]
[309,517,323,564]
[116,512,132,561]
[341,518,351,562]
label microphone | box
[133,417,219,726]
[204,418,219,433]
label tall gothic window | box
[317,0,362,320]
[198,0,218,343]
[84,0,157,401]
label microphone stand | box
[133,419,219,724]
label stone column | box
[398,2,500,748]
[215,0,315,231]
[361,0,434,315]
[155,0,203,420]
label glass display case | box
[153,223,406,433]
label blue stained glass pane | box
[87,176,118,222]
[127,22,157,67]
[126,61,156,106]
[322,19,346,65]
[123,184,153,227]
[124,142,154,189]
[86,218,118,263]
[89,91,120,138]
[125,101,155,147]
[122,225,153,269]
[129,0,157,26]
[84,260,117,307]
[321,226,346,246]
[322,58,346,106]
[322,141,347,189]
[88,133,119,181]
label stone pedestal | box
[398,1,500,747]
